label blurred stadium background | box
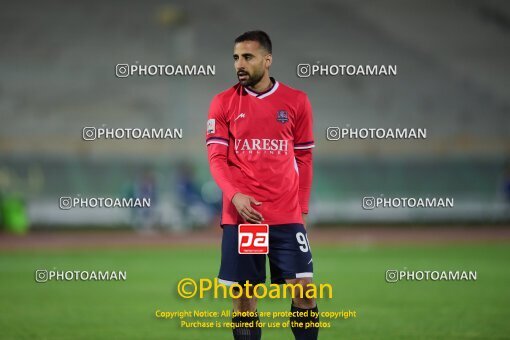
[1,0,509,230]
[1,1,510,339]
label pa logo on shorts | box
[238,224,269,254]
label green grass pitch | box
[1,243,509,339]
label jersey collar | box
[244,77,279,99]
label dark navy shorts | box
[218,224,313,285]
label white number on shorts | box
[296,232,310,252]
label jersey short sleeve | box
[293,93,315,150]
[206,95,229,147]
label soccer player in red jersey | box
[206,31,318,340]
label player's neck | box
[248,75,273,93]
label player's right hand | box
[232,193,264,223]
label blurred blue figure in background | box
[503,161,510,205]
[127,169,159,232]
[175,162,221,229]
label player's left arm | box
[294,93,315,222]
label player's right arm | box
[206,95,264,223]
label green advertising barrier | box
[1,195,29,234]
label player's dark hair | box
[234,30,272,54]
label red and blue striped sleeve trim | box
[294,141,315,149]
[206,137,229,146]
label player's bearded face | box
[234,41,268,87]
[237,64,264,87]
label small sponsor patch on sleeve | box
[207,119,215,134]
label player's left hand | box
[232,192,264,223]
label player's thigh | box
[218,225,266,285]
[268,224,313,284]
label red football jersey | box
[206,78,314,225]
